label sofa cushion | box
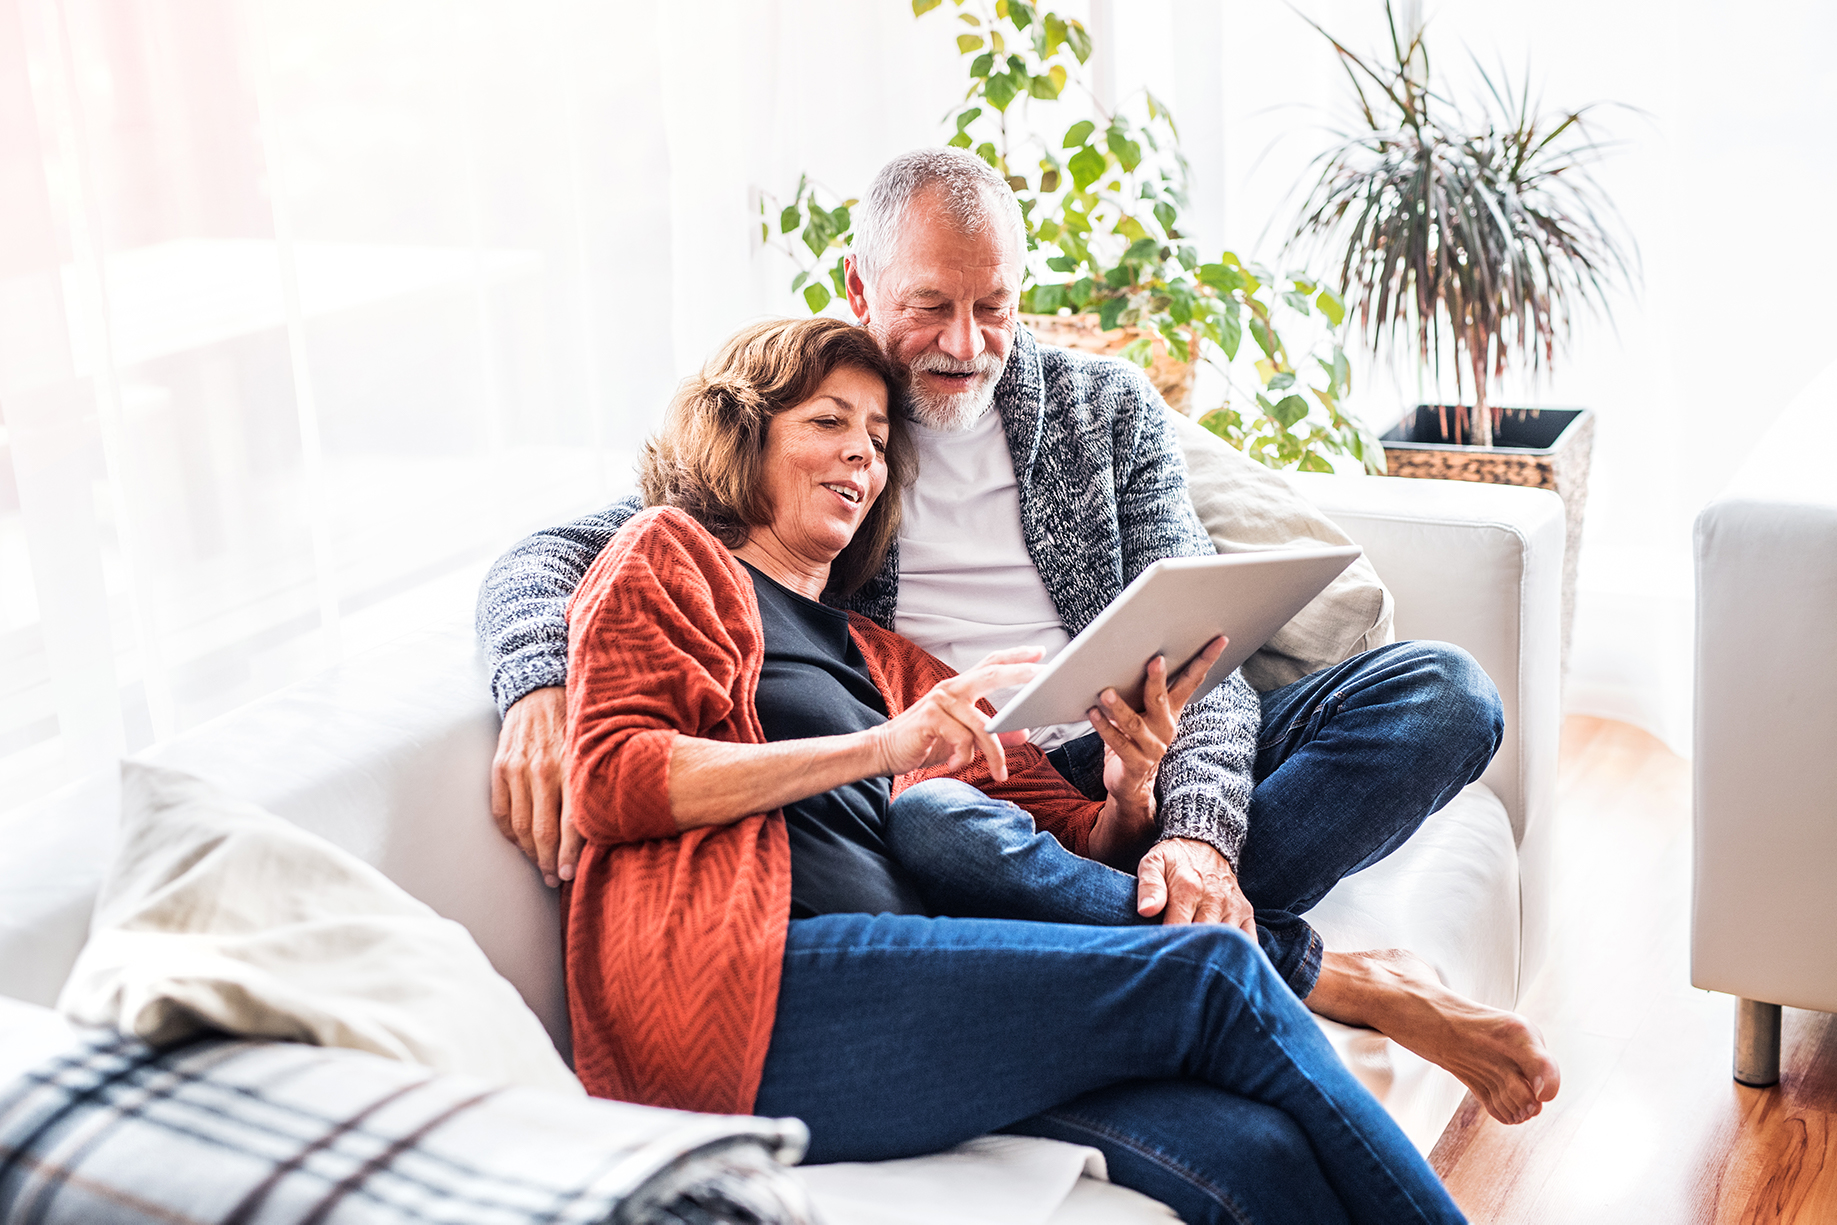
[56,761,579,1095]
[1169,411,1395,691]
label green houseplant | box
[759,0,1384,475]
[1285,4,1634,449]
[1283,2,1636,667]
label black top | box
[742,562,927,918]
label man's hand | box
[490,686,581,887]
[1136,837,1256,935]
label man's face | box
[845,189,1021,432]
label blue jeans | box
[752,642,1492,1223]
[754,913,1463,1225]
[1043,640,1504,996]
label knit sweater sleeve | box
[1114,376,1262,869]
[564,507,759,847]
[475,494,643,716]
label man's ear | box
[843,256,872,325]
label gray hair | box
[850,148,1028,288]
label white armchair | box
[0,471,1565,1218]
[1690,374,1837,1085]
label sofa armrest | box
[1285,473,1566,986]
[1282,474,1564,844]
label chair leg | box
[1734,998,1782,1086]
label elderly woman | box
[562,317,1465,1225]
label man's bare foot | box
[1305,948,1561,1126]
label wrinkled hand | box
[1091,636,1229,835]
[489,686,581,888]
[868,648,1042,782]
[1136,838,1256,935]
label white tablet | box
[985,545,1362,733]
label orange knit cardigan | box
[562,507,1103,1113]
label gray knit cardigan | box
[475,327,1262,864]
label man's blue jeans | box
[751,643,1494,1223]
[1039,639,1504,996]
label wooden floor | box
[1429,717,1837,1223]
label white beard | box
[904,350,1007,432]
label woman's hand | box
[867,648,1044,782]
[1087,636,1229,866]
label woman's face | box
[757,364,891,564]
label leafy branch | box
[762,0,1385,473]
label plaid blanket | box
[0,1029,815,1225]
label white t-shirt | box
[894,410,1090,749]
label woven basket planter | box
[1021,313,1195,414]
[1381,405,1595,678]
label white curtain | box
[3,0,1827,813]
[0,0,973,812]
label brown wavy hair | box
[639,317,910,596]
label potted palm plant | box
[1284,3,1636,669]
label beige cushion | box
[56,761,581,1095]
[1169,411,1395,690]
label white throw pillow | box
[57,761,582,1096]
[1169,409,1396,691]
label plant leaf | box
[1316,287,1346,327]
[1220,309,1242,359]
[1097,295,1130,330]
[912,0,942,13]
[1249,315,1275,358]
[1298,451,1335,473]
[1272,394,1310,427]
[1063,119,1095,148]
[1068,145,1106,189]
[1043,13,1067,56]
[957,33,983,53]
[804,282,832,312]
[1119,336,1155,366]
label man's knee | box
[885,778,1022,867]
[1394,640,1504,754]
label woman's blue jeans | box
[755,913,1461,1225]
[752,644,1493,1224]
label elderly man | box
[478,147,1558,1129]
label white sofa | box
[1691,372,1837,1086]
[0,472,1564,1222]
